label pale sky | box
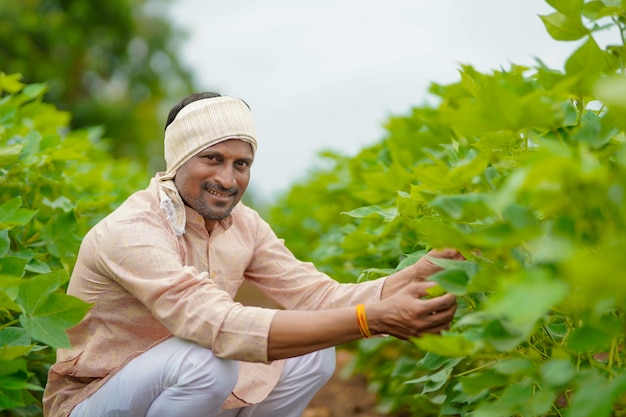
[168,0,576,202]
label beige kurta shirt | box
[43,175,385,417]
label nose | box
[214,166,237,188]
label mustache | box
[204,182,237,195]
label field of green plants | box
[2,0,626,416]
[0,74,148,415]
[266,1,626,415]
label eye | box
[236,160,249,168]
[201,154,221,163]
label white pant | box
[70,338,335,417]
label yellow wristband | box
[356,304,372,338]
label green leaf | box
[571,110,611,148]
[540,359,576,388]
[412,332,477,358]
[481,319,526,352]
[472,380,554,417]
[396,249,427,270]
[411,218,470,251]
[0,72,24,94]
[561,99,579,126]
[472,381,532,417]
[0,380,28,409]
[21,83,47,100]
[19,295,90,348]
[0,197,36,228]
[560,245,626,305]
[479,80,524,130]
[0,230,9,258]
[0,144,22,166]
[526,235,575,264]
[417,351,463,371]
[0,377,43,392]
[540,11,588,41]
[43,196,75,213]
[427,257,479,279]
[460,71,481,98]
[492,168,528,213]
[342,205,398,222]
[16,271,64,314]
[0,198,21,222]
[0,257,27,277]
[0,276,21,311]
[483,269,568,335]
[459,370,509,396]
[426,257,478,296]
[24,258,52,274]
[567,323,616,353]
[0,358,28,378]
[424,284,447,298]
[18,131,42,164]
[525,387,557,416]
[0,327,31,348]
[492,358,536,376]
[0,344,34,362]
[40,211,79,259]
[547,0,585,18]
[568,370,626,417]
[17,271,91,348]
[430,193,492,221]
[581,0,621,20]
[565,37,611,95]
[439,73,544,134]
[428,269,469,296]
[500,203,538,231]
[405,366,453,394]
[595,74,626,111]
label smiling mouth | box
[206,187,235,199]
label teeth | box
[208,189,229,198]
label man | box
[43,92,461,417]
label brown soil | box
[302,349,389,417]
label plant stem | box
[453,360,497,377]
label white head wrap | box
[158,96,257,235]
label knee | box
[177,341,239,397]
[310,347,336,384]
[207,355,239,397]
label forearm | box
[267,308,362,360]
[267,249,465,360]
[267,282,457,361]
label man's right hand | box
[368,280,457,340]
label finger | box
[421,322,452,335]
[426,303,457,322]
[427,248,465,261]
[419,292,457,310]
[411,280,439,297]
[401,280,440,298]
[420,305,457,329]
[411,249,465,281]
[426,248,463,259]
[403,316,453,339]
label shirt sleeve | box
[239,207,386,310]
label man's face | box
[174,139,253,227]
